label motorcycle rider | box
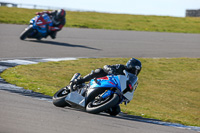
[71,58,142,86]
[71,58,142,115]
[36,9,66,39]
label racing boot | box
[36,32,42,40]
[49,31,57,39]
[69,73,92,91]
[72,78,85,85]
[36,36,42,40]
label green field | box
[0,6,200,33]
[1,58,200,126]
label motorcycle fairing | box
[30,17,35,25]
[90,74,138,102]
[65,91,85,108]
[123,74,138,101]
[30,14,53,37]
[89,75,122,90]
[89,75,127,102]
[64,73,138,109]
[35,14,52,26]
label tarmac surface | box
[0,23,200,59]
[0,24,199,133]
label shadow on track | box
[28,40,101,51]
[58,106,162,124]
[59,107,199,132]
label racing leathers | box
[36,10,66,39]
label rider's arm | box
[103,64,126,75]
[48,19,66,31]
[48,26,61,31]
[48,24,64,31]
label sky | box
[1,0,200,17]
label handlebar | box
[123,70,129,77]
[69,73,81,92]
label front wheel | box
[20,25,34,40]
[86,93,119,114]
[52,87,71,107]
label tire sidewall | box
[86,93,119,114]
[52,87,71,107]
[20,25,34,40]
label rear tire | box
[108,105,121,116]
[86,93,119,114]
[52,87,71,107]
[20,25,34,40]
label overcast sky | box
[2,0,200,17]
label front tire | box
[86,93,119,114]
[20,25,34,40]
[52,87,71,107]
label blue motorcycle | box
[53,70,138,116]
[20,13,53,40]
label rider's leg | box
[72,68,107,85]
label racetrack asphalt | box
[0,23,200,59]
[0,24,199,133]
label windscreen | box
[42,14,52,24]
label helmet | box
[55,9,66,20]
[126,58,142,76]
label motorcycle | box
[20,13,53,40]
[53,70,139,116]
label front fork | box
[101,89,123,104]
[101,90,114,99]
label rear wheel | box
[86,93,119,114]
[52,87,71,107]
[108,105,121,116]
[20,25,34,40]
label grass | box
[0,6,200,127]
[1,58,200,126]
[1,6,200,33]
